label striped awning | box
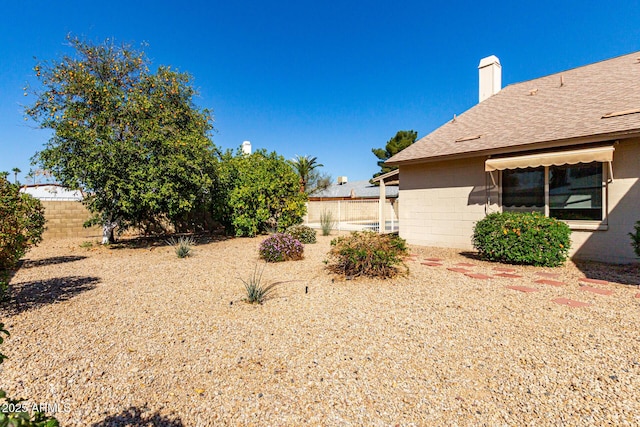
[485,146,615,172]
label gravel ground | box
[1,234,639,426]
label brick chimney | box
[478,55,501,102]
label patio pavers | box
[447,267,472,273]
[465,273,492,280]
[552,298,591,308]
[493,267,516,272]
[494,273,523,279]
[506,285,540,293]
[636,293,640,299]
[454,262,476,267]
[535,272,561,278]
[424,257,443,262]
[579,286,614,296]
[579,278,609,285]
[421,262,442,267]
[534,279,565,287]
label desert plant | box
[327,231,408,279]
[0,323,60,426]
[258,233,304,262]
[285,224,317,244]
[240,265,281,304]
[320,209,335,236]
[472,211,571,267]
[629,220,640,258]
[167,235,195,258]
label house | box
[386,51,640,263]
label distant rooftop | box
[311,179,398,199]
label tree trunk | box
[102,220,117,244]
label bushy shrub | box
[629,220,640,258]
[0,177,46,299]
[320,209,335,236]
[259,233,304,262]
[472,212,571,267]
[285,224,317,244]
[327,231,408,279]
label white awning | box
[485,146,615,172]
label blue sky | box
[1,1,639,183]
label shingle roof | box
[387,51,640,165]
[311,180,398,199]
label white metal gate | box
[305,199,399,233]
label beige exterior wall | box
[397,138,640,263]
[398,157,499,248]
[571,138,640,263]
[41,201,101,240]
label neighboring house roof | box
[388,51,640,165]
[311,180,399,199]
[20,184,83,201]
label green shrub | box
[0,323,60,426]
[240,265,281,304]
[259,233,304,262]
[320,209,335,236]
[629,220,640,258]
[0,177,46,300]
[472,212,571,267]
[285,224,317,244]
[167,235,195,258]
[327,231,408,278]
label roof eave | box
[385,129,640,167]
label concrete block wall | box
[40,201,101,240]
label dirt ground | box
[1,234,639,426]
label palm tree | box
[289,155,323,193]
[11,167,21,184]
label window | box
[502,162,605,222]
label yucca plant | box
[320,209,335,236]
[240,265,283,304]
[167,235,196,258]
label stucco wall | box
[41,201,101,240]
[571,138,640,263]
[397,138,640,263]
[398,156,499,248]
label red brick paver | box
[421,262,442,267]
[424,257,443,262]
[447,267,472,273]
[535,272,560,278]
[494,273,523,279]
[580,286,614,296]
[579,278,609,285]
[465,273,491,280]
[552,298,591,308]
[494,267,516,272]
[636,293,640,299]
[506,285,540,293]
[534,279,565,287]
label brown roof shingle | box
[387,51,640,165]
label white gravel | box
[1,235,639,426]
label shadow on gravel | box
[106,233,231,251]
[573,260,640,287]
[91,407,184,427]
[19,255,87,269]
[4,276,100,315]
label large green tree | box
[26,36,216,243]
[216,149,307,236]
[371,130,418,180]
